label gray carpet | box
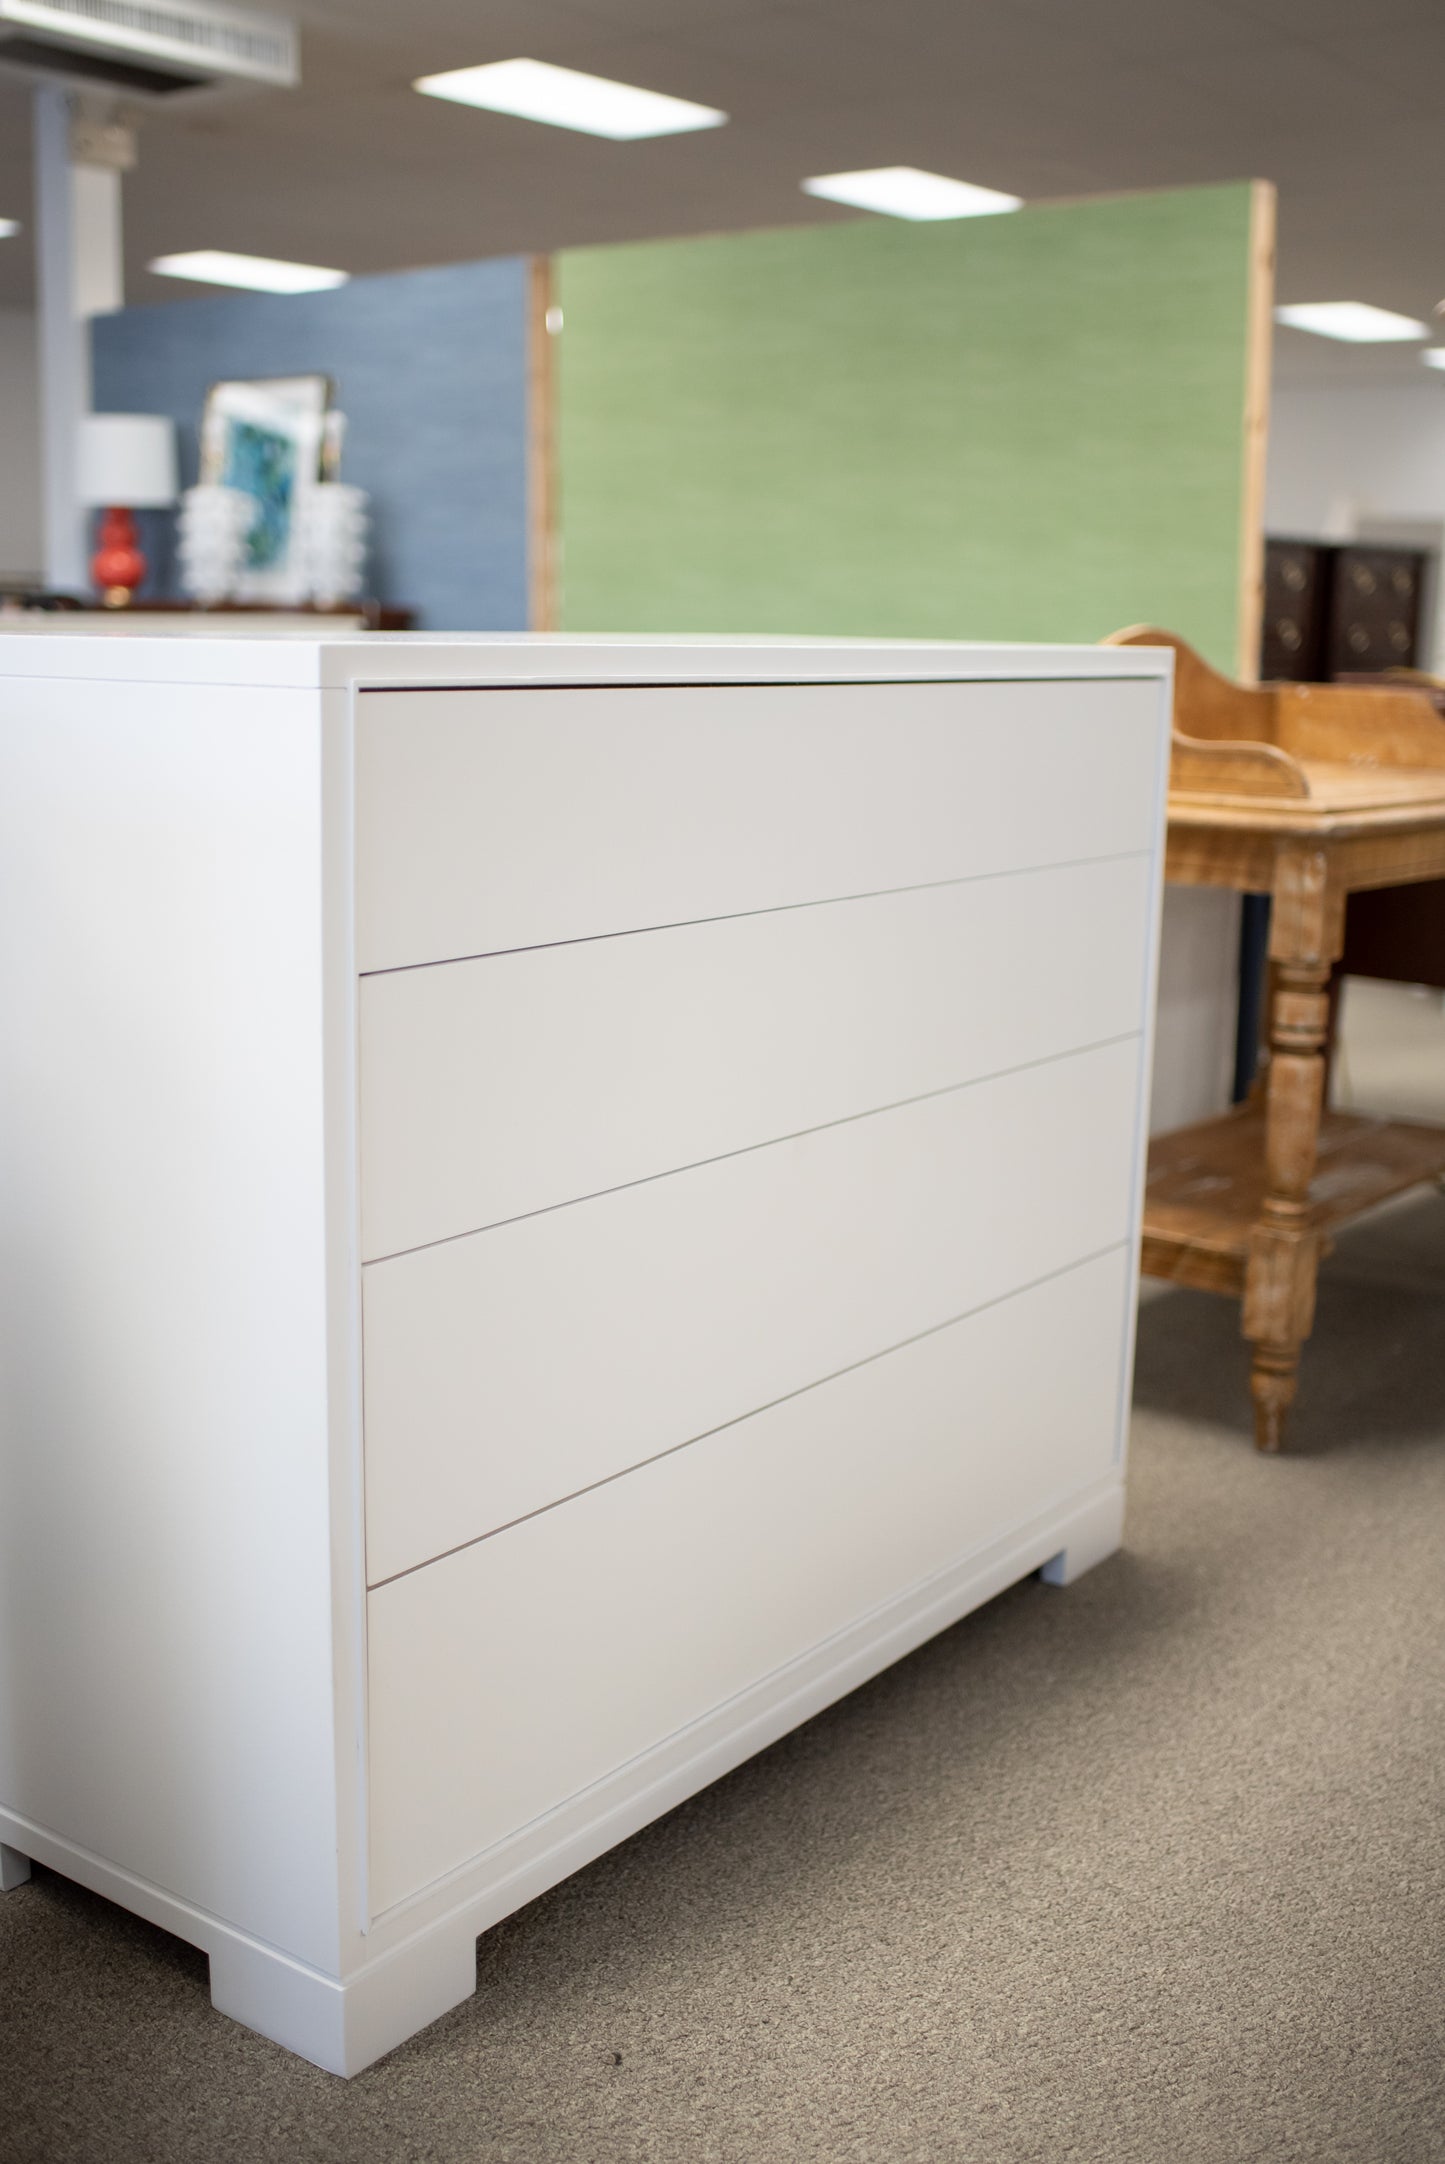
[3,1196,1444,2164]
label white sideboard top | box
[0,623,1174,691]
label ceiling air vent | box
[0,0,298,95]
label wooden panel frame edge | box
[527,256,558,634]
[1236,180,1277,686]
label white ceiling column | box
[33,86,131,591]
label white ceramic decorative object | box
[176,484,254,604]
[295,482,369,607]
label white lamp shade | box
[79,414,179,507]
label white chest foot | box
[1039,1482,1125,1586]
[1,1843,32,1891]
[209,1920,479,2078]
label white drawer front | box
[355,677,1163,972]
[367,1245,1129,1915]
[359,853,1152,1261]
[363,1037,1140,1585]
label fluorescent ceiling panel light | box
[801,167,1021,220]
[1423,349,1445,371]
[1275,301,1427,343]
[0,218,19,238]
[412,58,726,139]
[148,250,348,294]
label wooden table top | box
[1169,759,1445,838]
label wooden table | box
[1112,629,1445,1451]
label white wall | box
[1266,376,1445,666]
[1150,887,1240,1133]
[1267,377,1445,535]
[0,308,42,583]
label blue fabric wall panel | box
[91,257,531,630]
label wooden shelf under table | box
[1142,1104,1445,1296]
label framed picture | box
[199,375,334,601]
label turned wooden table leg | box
[1242,850,1342,1452]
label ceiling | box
[1,0,1443,386]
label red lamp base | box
[91,506,147,608]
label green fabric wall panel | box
[556,184,1257,668]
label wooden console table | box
[1110,629,1445,1452]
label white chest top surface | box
[0,623,1172,688]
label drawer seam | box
[357,845,1153,978]
[365,1235,1130,1592]
[361,1031,1143,1268]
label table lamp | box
[79,414,179,607]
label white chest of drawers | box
[0,631,1170,2074]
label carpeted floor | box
[3,1191,1443,2164]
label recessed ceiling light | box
[1424,350,1445,371]
[413,57,726,139]
[149,251,349,294]
[1275,302,1427,344]
[0,218,20,239]
[801,167,1022,220]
